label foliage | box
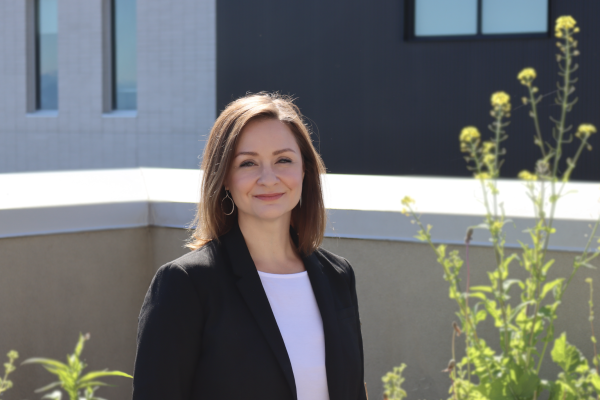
[0,350,19,397]
[388,15,600,400]
[382,363,408,400]
[22,333,132,400]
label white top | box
[258,270,330,400]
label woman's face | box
[226,118,304,223]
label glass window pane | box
[415,0,478,37]
[482,0,548,34]
[37,0,58,110]
[114,0,137,110]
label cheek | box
[228,170,256,195]
[280,167,304,190]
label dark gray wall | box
[217,0,599,181]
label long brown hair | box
[187,92,327,256]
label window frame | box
[404,0,551,42]
[33,0,59,111]
[102,0,137,114]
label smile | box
[254,193,284,201]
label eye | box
[240,160,256,167]
[277,157,292,164]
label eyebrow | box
[235,148,296,157]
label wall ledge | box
[1,168,598,251]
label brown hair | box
[186,92,327,256]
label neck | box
[237,213,304,274]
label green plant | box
[388,15,600,400]
[22,333,132,400]
[382,363,408,400]
[0,350,19,397]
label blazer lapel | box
[221,224,297,400]
[303,252,346,400]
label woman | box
[132,93,367,400]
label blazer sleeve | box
[132,263,203,400]
[345,259,368,400]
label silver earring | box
[299,196,302,208]
[221,190,235,215]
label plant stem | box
[535,218,599,373]
[552,30,572,180]
[472,141,510,355]
[409,206,496,382]
[451,330,459,400]
[588,280,598,367]
[528,29,575,369]
[562,135,590,182]
[528,86,546,159]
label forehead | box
[235,118,299,152]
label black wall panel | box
[217,0,599,181]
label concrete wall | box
[0,228,154,400]
[1,227,597,399]
[0,0,215,172]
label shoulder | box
[313,247,355,281]
[153,240,225,287]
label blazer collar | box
[221,223,297,400]
[221,223,345,400]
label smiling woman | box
[188,93,327,256]
[132,93,368,400]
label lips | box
[255,193,284,201]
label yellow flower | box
[575,123,597,139]
[492,221,503,232]
[518,170,538,181]
[490,91,511,116]
[401,196,415,206]
[474,172,491,180]
[483,154,495,165]
[482,141,495,154]
[7,350,19,360]
[517,68,537,86]
[555,16,577,33]
[459,126,480,143]
[491,91,510,107]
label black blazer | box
[132,223,367,400]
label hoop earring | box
[221,190,235,215]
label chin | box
[252,206,294,221]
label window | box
[409,0,549,39]
[36,0,58,110]
[112,0,137,110]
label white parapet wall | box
[1,168,599,251]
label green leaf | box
[22,358,69,372]
[502,279,523,292]
[79,370,132,383]
[551,333,588,375]
[475,309,487,324]
[541,278,565,300]
[507,361,540,398]
[470,285,493,293]
[589,372,600,392]
[74,333,88,359]
[542,259,556,275]
[468,292,488,301]
[34,381,62,393]
[77,381,113,389]
[509,301,533,323]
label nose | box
[257,164,278,186]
